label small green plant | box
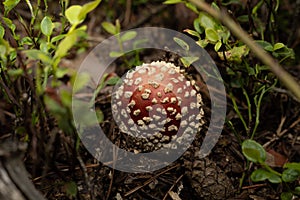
[173,37,199,68]
[242,139,300,200]
[164,0,291,139]
[101,19,144,67]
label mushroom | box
[112,61,204,152]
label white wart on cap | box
[112,61,204,152]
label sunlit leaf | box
[54,31,77,58]
[0,26,5,38]
[101,22,117,35]
[273,43,285,51]
[3,0,20,15]
[96,108,104,123]
[41,16,53,37]
[2,17,16,33]
[163,0,183,4]
[180,56,199,68]
[205,28,219,43]
[196,39,208,48]
[51,34,66,43]
[184,29,200,38]
[65,5,83,25]
[185,2,198,13]
[120,31,137,42]
[79,0,101,20]
[109,51,124,57]
[214,41,222,51]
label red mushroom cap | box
[112,61,203,148]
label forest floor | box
[1,0,300,199]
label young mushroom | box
[112,61,204,153]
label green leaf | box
[105,76,120,85]
[282,168,300,182]
[24,49,53,65]
[180,56,199,68]
[65,181,78,197]
[2,17,16,33]
[284,162,300,171]
[101,22,117,35]
[268,173,282,183]
[184,29,200,38]
[173,37,189,51]
[211,2,220,11]
[221,0,242,6]
[198,12,217,29]
[60,89,72,107]
[56,68,69,79]
[65,5,83,25]
[41,16,53,37]
[120,31,137,42]
[44,95,66,115]
[273,43,285,51]
[115,19,121,33]
[51,34,66,43]
[73,73,90,93]
[294,186,300,195]
[7,68,23,78]
[39,41,49,53]
[21,36,33,46]
[280,192,293,200]
[96,108,104,123]
[78,0,101,20]
[205,28,219,43]
[214,41,222,51]
[251,168,270,182]
[109,51,124,57]
[217,45,249,63]
[242,139,266,163]
[0,25,5,38]
[163,0,183,4]
[3,0,20,15]
[54,31,77,58]
[256,40,273,52]
[251,168,281,183]
[193,18,204,34]
[196,39,208,48]
[237,15,249,23]
[185,2,198,13]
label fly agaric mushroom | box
[112,61,204,152]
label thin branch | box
[188,0,300,101]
